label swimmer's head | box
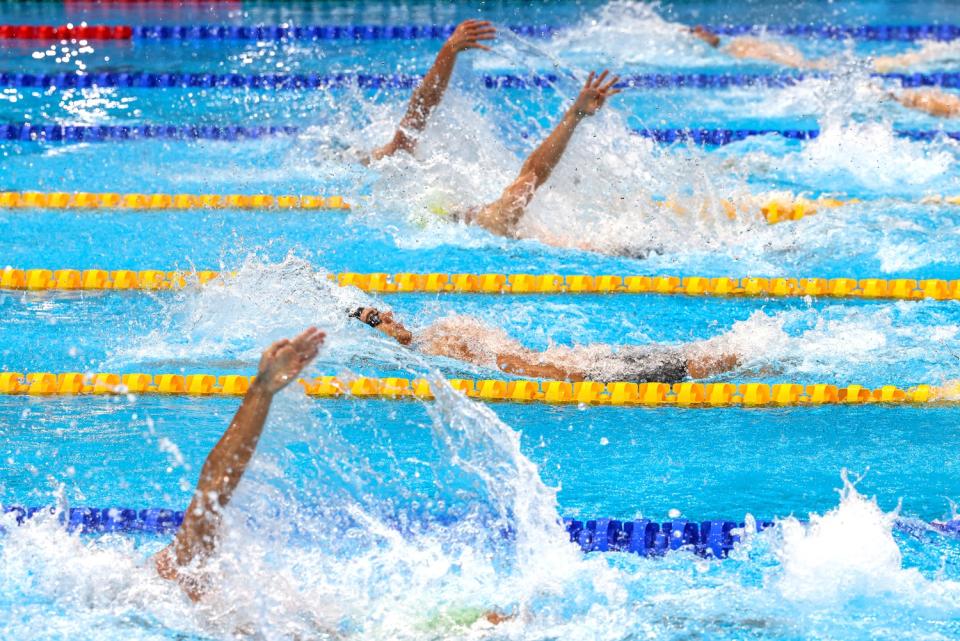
[348,306,413,346]
[690,25,721,48]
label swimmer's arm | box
[473,70,621,237]
[873,51,923,73]
[725,36,827,70]
[159,329,325,581]
[684,352,739,379]
[517,70,621,191]
[371,20,495,161]
[892,88,960,118]
[496,351,586,382]
[873,42,942,73]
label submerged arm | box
[724,36,829,70]
[892,88,960,118]
[473,70,621,237]
[370,20,495,160]
[156,327,325,600]
[496,351,586,381]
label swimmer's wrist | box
[439,41,459,57]
[248,378,275,399]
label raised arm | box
[370,20,495,161]
[472,70,621,236]
[154,327,325,600]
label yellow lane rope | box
[3,191,958,222]
[0,372,951,406]
[0,191,350,210]
[3,268,960,300]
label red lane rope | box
[0,25,133,40]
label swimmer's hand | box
[443,19,496,54]
[255,327,325,395]
[571,70,622,118]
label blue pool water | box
[4,0,960,639]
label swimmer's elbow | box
[474,206,519,238]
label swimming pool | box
[4,0,960,638]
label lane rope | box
[1,24,958,43]
[2,71,958,91]
[4,506,957,558]
[5,268,960,300]
[0,189,882,224]
[0,505,764,558]
[0,372,949,407]
[1,123,299,142]
[0,191,349,210]
[6,123,960,146]
[0,25,131,39]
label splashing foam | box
[772,472,960,613]
[110,254,371,369]
[733,65,960,197]
[547,0,728,67]
[781,121,957,195]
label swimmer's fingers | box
[583,70,596,89]
[465,43,492,51]
[468,25,497,39]
[291,327,326,355]
[599,74,620,93]
[593,70,610,89]
[449,20,496,52]
[264,339,291,359]
[459,19,492,29]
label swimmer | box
[689,25,831,70]
[691,26,960,118]
[453,69,623,241]
[370,19,496,162]
[348,307,740,383]
[153,327,326,601]
[872,40,960,73]
[885,87,960,118]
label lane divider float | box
[5,268,960,301]
[2,123,299,142]
[2,71,958,91]
[0,189,870,224]
[7,123,960,147]
[634,127,960,145]
[1,24,957,43]
[0,191,349,210]
[0,504,763,558]
[4,506,959,558]
[0,25,131,40]
[0,372,949,407]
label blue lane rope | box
[5,506,958,559]
[709,24,960,41]
[127,24,550,40]
[63,24,960,43]
[2,71,959,91]
[0,123,299,142]
[6,123,959,146]
[0,505,760,558]
[635,128,960,144]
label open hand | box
[571,70,621,117]
[444,19,496,53]
[256,327,325,394]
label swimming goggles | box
[348,307,382,328]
